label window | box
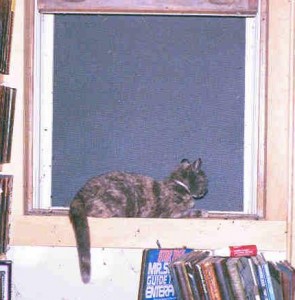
[32,9,261,215]
[17,0,292,251]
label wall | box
[0,0,290,299]
[8,247,142,300]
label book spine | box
[214,258,235,300]
[261,262,276,300]
[252,257,269,300]
[169,262,182,300]
[174,261,194,300]
[226,258,247,300]
[0,87,5,163]
[0,178,4,253]
[5,88,16,163]
[268,261,284,300]
[247,258,262,300]
[0,86,16,163]
[0,0,14,74]
[201,260,222,300]
[0,270,4,300]
[186,264,201,300]
[0,176,13,254]
[184,251,210,300]
[195,263,210,300]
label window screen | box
[52,15,245,211]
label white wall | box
[7,246,143,300]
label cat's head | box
[170,158,208,200]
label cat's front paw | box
[187,209,208,218]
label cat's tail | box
[69,197,91,284]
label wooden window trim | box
[37,0,258,16]
[24,0,267,218]
[14,0,293,254]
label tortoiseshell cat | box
[69,158,208,283]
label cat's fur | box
[69,158,208,283]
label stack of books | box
[0,85,16,163]
[0,0,15,74]
[0,175,13,254]
[168,250,294,300]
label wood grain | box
[10,216,286,250]
[266,0,292,220]
[37,0,258,15]
[24,0,35,213]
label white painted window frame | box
[33,8,260,213]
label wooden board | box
[37,0,258,15]
[10,216,286,250]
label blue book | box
[259,254,276,300]
[138,248,193,300]
[251,256,269,300]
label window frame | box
[34,12,259,214]
[37,0,258,16]
[16,0,294,256]
[26,0,267,218]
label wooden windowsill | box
[10,215,286,251]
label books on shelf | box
[0,260,12,300]
[137,248,194,300]
[0,0,15,74]
[0,175,13,255]
[0,85,16,163]
[138,247,295,300]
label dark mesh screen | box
[52,15,245,211]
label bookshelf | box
[0,0,16,263]
[137,249,293,300]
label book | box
[213,257,235,300]
[225,257,247,299]
[170,250,210,300]
[0,260,12,300]
[0,175,13,254]
[184,250,210,300]
[195,257,211,300]
[258,254,276,300]
[0,0,15,74]
[0,85,16,163]
[247,257,262,300]
[267,261,284,300]
[251,256,269,300]
[276,260,295,300]
[137,248,193,300]
[199,256,223,300]
[173,256,194,300]
[237,256,261,300]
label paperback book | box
[0,0,15,74]
[0,260,12,300]
[0,85,16,163]
[138,248,193,300]
[0,175,13,254]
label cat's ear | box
[192,158,202,172]
[180,159,190,167]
